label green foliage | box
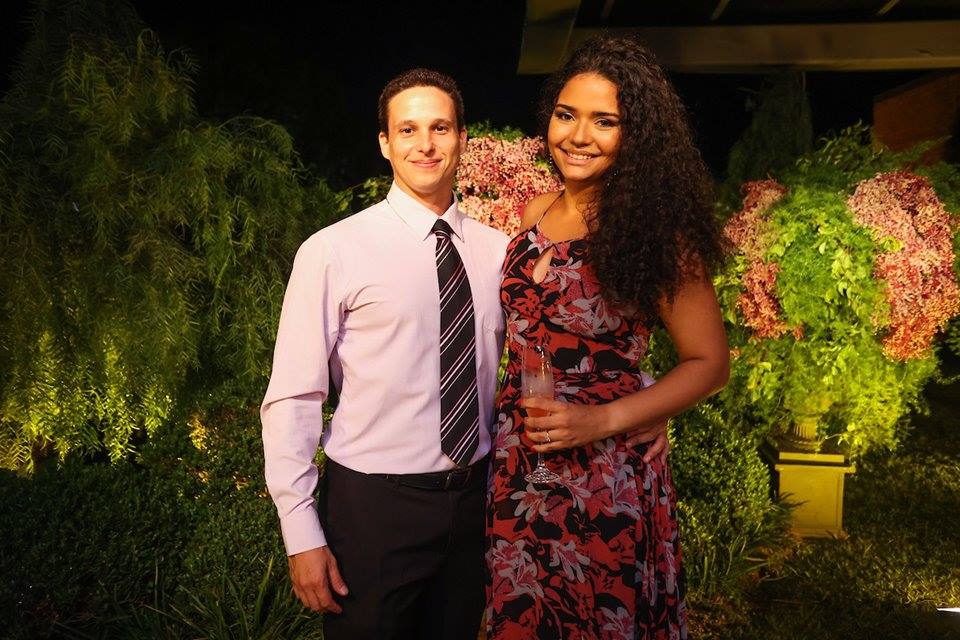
[157,403,289,601]
[55,558,323,640]
[718,128,958,455]
[3,1,145,110]
[0,7,343,633]
[920,161,960,361]
[917,159,960,216]
[0,388,295,637]
[720,73,813,211]
[638,326,679,379]
[466,120,525,141]
[642,329,792,603]
[791,123,880,178]
[0,19,350,470]
[355,174,393,209]
[741,380,960,639]
[946,318,960,361]
[640,327,789,611]
[670,404,792,602]
[786,121,956,197]
[0,455,202,638]
[157,558,323,640]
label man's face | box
[379,86,466,204]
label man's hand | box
[288,546,349,613]
[628,428,670,464]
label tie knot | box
[432,219,453,239]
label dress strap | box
[535,192,564,228]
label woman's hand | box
[522,397,613,450]
[523,397,670,463]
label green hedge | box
[0,400,304,637]
[642,327,791,607]
[670,404,791,603]
[0,455,201,638]
[150,404,288,600]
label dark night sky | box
[0,0,931,188]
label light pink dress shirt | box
[262,183,510,555]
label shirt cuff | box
[279,506,327,556]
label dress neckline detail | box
[534,222,587,246]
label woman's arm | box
[523,272,729,450]
[606,274,729,433]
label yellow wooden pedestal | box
[761,438,855,538]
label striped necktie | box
[432,219,480,467]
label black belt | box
[374,456,488,491]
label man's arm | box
[261,234,348,612]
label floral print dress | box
[485,224,688,640]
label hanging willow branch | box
[0,4,350,471]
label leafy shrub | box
[55,558,324,640]
[670,404,792,603]
[0,9,350,471]
[0,397,297,637]
[716,128,960,455]
[641,329,791,604]
[0,7,345,636]
[152,401,289,601]
[0,455,202,638]
[721,72,813,207]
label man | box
[261,69,508,639]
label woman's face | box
[547,72,622,188]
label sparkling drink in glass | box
[521,344,561,484]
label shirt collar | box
[385,182,466,242]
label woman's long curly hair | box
[540,36,721,322]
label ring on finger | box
[544,430,552,443]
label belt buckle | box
[443,467,469,490]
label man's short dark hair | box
[378,68,465,135]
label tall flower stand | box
[761,420,855,538]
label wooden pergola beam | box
[518,20,960,73]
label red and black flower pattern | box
[485,225,688,640]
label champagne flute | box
[521,344,561,484]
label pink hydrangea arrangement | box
[724,172,959,361]
[847,172,960,360]
[724,180,788,260]
[738,260,791,339]
[456,136,561,236]
[717,165,960,454]
[724,181,790,338]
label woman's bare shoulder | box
[520,190,563,231]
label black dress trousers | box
[319,458,486,640]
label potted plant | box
[715,129,960,534]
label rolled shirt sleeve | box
[261,234,344,556]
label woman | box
[485,36,729,639]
